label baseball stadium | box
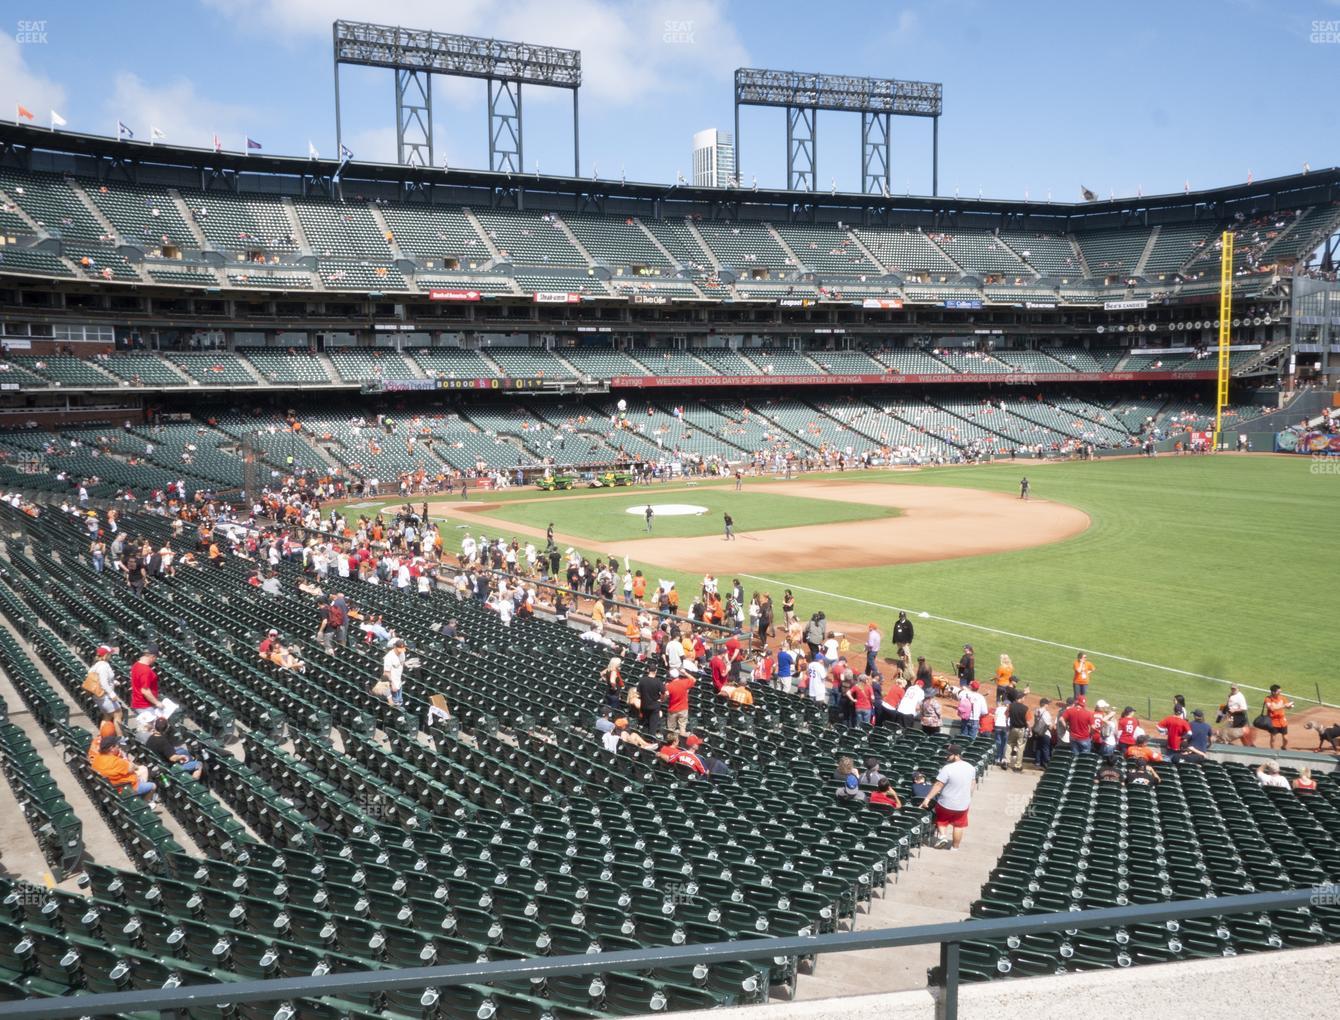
[0,7,1338,1020]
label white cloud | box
[204,0,747,105]
[0,34,67,121]
[342,126,397,165]
[103,72,254,150]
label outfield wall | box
[667,943,1340,1020]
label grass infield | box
[477,489,901,541]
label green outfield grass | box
[724,456,1334,718]
[477,488,900,541]
[401,455,1331,718]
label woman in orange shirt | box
[994,654,1014,703]
[1072,652,1095,701]
[1263,684,1294,750]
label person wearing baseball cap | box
[87,645,123,735]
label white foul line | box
[737,572,1333,707]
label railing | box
[2,887,1323,1020]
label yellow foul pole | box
[1213,230,1234,449]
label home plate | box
[626,504,709,517]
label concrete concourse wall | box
[666,943,1340,1020]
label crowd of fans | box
[45,470,1325,842]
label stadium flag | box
[308,140,319,160]
[16,104,35,121]
[1246,170,1253,185]
[212,133,222,153]
[246,137,262,152]
[151,127,165,143]
[49,110,66,129]
[1080,185,1096,201]
[117,121,134,140]
[339,143,353,160]
[1183,179,1190,194]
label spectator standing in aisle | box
[87,645,122,736]
[1005,690,1030,772]
[1032,698,1054,767]
[129,645,163,725]
[920,743,975,850]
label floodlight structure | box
[734,68,943,195]
[332,20,582,173]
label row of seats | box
[961,749,1340,981]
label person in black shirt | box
[1005,691,1030,773]
[892,612,914,657]
[144,718,203,780]
[723,513,735,541]
[956,645,976,687]
[636,667,666,733]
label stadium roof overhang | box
[1,122,1336,228]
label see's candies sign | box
[427,289,481,302]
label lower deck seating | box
[962,750,1340,981]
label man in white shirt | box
[919,743,976,850]
[665,636,684,674]
[897,681,926,728]
[806,657,827,703]
[382,639,407,707]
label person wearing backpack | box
[84,645,123,736]
[957,680,987,739]
[1031,698,1054,768]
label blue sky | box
[3,0,1337,198]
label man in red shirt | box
[709,647,731,692]
[1157,711,1192,763]
[129,645,162,722]
[1060,697,1095,755]
[666,673,696,735]
[724,634,744,683]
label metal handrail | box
[3,887,1323,1020]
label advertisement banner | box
[943,299,982,310]
[860,298,904,310]
[533,292,582,304]
[1276,430,1340,454]
[607,369,1217,389]
[1104,299,1149,311]
[427,289,481,302]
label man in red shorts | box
[919,743,976,851]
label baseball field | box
[378,454,1333,721]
